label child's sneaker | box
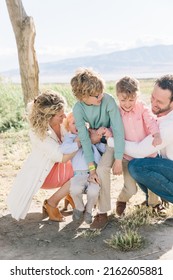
[84,212,92,224]
[72,209,83,221]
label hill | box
[1,44,173,82]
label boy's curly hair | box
[28,90,66,139]
[70,68,105,101]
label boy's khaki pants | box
[96,146,115,213]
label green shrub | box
[104,230,144,251]
[0,80,27,132]
[0,78,154,132]
[104,207,154,251]
[0,81,75,132]
[52,84,76,110]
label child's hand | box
[152,132,162,147]
[88,170,100,185]
[104,128,113,139]
[112,159,123,175]
[89,128,101,144]
[96,127,106,136]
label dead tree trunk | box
[6,0,39,106]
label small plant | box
[104,229,144,251]
[120,206,154,230]
[105,206,155,251]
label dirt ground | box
[1,130,173,260]
[1,166,173,261]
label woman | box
[7,90,78,222]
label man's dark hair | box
[155,75,173,102]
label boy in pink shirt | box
[107,76,164,216]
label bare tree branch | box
[6,0,39,106]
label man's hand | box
[152,132,162,147]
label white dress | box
[7,125,66,220]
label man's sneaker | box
[90,213,108,230]
[84,212,92,224]
[72,209,83,221]
[116,201,126,216]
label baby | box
[60,112,101,224]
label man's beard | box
[152,104,172,116]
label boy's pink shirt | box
[120,100,159,160]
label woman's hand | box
[74,136,81,148]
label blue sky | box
[1,0,173,71]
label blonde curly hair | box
[70,68,105,101]
[28,90,66,139]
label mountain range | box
[2,44,173,83]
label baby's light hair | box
[63,112,74,132]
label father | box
[125,74,173,205]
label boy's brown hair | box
[70,68,105,101]
[116,76,140,98]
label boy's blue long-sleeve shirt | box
[73,93,125,163]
